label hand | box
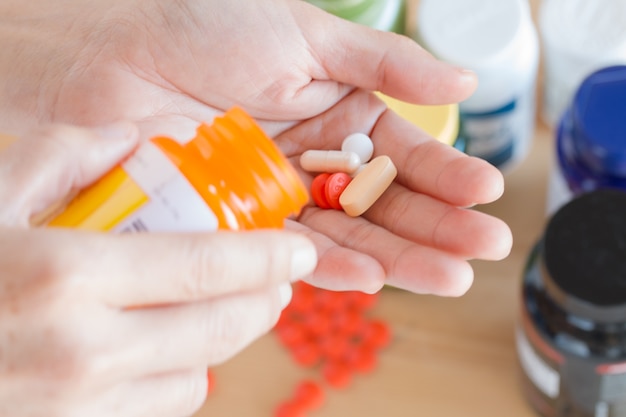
[0,0,512,295]
[0,125,317,417]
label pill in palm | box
[324,172,352,210]
[311,173,332,209]
[300,150,361,174]
[341,133,374,163]
[339,155,397,217]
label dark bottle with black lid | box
[517,189,626,417]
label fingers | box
[0,122,139,226]
[106,285,290,381]
[293,1,477,105]
[298,208,474,296]
[372,109,505,207]
[75,368,208,417]
[365,183,512,261]
[285,219,386,293]
[22,228,317,307]
[0,226,316,307]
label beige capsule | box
[299,150,362,174]
[339,155,397,217]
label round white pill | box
[341,133,374,163]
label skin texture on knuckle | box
[180,232,295,299]
[0,229,109,396]
[198,291,280,366]
[0,230,77,305]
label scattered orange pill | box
[274,282,392,413]
[275,401,306,417]
[207,369,216,396]
[292,343,321,367]
[294,380,325,410]
[350,347,378,374]
[322,361,353,389]
[365,319,392,350]
[324,172,352,210]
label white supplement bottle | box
[416,0,539,172]
[539,0,626,127]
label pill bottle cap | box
[570,66,626,177]
[154,107,309,230]
[542,189,626,321]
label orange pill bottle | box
[48,107,309,232]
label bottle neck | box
[162,108,308,230]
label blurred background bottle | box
[538,0,626,128]
[545,65,626,216]
[518,189,626,417]
[415,0,539,173]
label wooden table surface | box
[196,1,550,416]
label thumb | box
[0,122,139,226]
[295,2,477,105]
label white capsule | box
[341,133,374,163]
[299,150,362,174]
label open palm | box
[2,0,512,294]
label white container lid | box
[417,0,527,68]
[539,0,626,126]
[540,0,626,61]
[417,0,537,110]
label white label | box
[113,142,219,233]
[462,83,536,170]
[516,327,561,399]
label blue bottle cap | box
[572,65,626,177]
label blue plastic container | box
[546,65,626,215]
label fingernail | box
[278,282,293,309]
[93,121,138,141]
[290,239,318,280]
[457,67,478,82]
